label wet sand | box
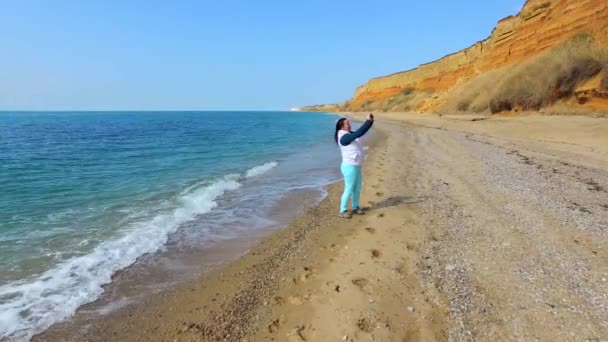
[36,113,608,341]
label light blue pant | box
[340,163,362,213]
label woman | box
[334,113,374,218]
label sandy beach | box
[35,112,608,341]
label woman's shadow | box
[363,195,428,211]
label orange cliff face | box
[342,0,608,113]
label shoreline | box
[31,178,343,342]
[36,113,608,341]
[36,164,378,341]
[2,111,343,341]
[0,112,337,340]
[33,123,383,342]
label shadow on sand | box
[364,195,429,211]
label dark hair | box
[334,118,347,144]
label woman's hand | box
[367,113,374,121]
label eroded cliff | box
[303,0,608,114]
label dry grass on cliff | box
[384,87,432,112]
[602,73,608,90]
[439,34,608,114]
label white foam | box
[95,297,132,315]
[0,172,244,341]
[245,162,278,178]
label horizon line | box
[0,109,303,113]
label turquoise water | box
[0,111,340,340]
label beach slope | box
[36,113,608,341]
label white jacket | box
[338,130,365,166]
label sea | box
[0,111,342,340]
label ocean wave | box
[245,161,278,178]
[0,162,277,340]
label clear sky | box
[0,0,525,111]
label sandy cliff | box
[304,0,608,114]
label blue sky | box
[0,0,525,110]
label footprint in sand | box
[365,227,376,234]
[352,277,373,294]
[299,266,313,281]
[394,263,408,275]
[287,325,310,342]
[377,213,385,218]
[371,249,382,258]
[375,192,384,197]
[356,317,376,333]
[268,316,286,333]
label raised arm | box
[339,119,374,146]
